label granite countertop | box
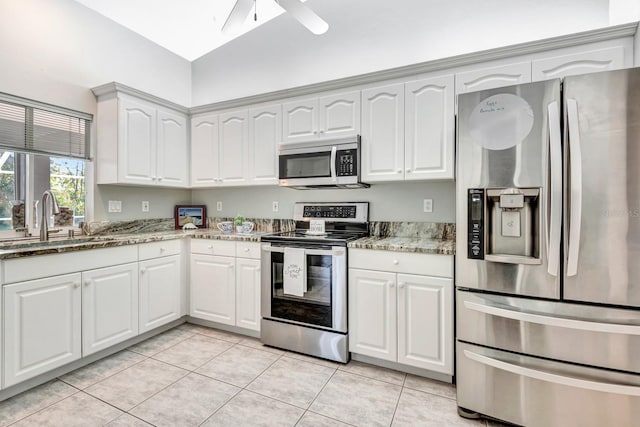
[0,230,265,259]
[348,236,455,255]
[0,220,457,258]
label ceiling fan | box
[222,0,329,35]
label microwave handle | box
[330,146,337,181]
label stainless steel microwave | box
[278,135,369,189]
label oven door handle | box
[261,245,345,257]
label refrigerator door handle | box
[547,101,562,277]
[463,300,640,335]
[463,349,640,396]
[566,98,583,277]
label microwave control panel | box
[336,150,357,177]
[468,189,485,260]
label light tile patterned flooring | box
[0,324,500,426]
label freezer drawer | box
[457,341,640,427]
[457,290,640,373]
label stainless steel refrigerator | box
[456,67,640,427]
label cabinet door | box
[139,255,181,333]
[82,264,139,356]
[282,98,318,143]
[455,62,531,95]
[219,110,249,185]
[191,113,220,187]
[235,257,261,331]
[190,254,235,325]
[532,46,626,81]
[318,91,361,138]
[249,105,280,185]
[405,75,455,180]
[348,268,397,362]
[397,274,453,374]
[156,108,188,187]
[4,273,81,387]
[118,96,157,185]
[361,84,405,182]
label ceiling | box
[73,0,312,61]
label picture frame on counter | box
[174,205,207,229]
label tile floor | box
[0,324,502,426]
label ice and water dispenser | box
[467,188,541,264]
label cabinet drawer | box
[138,239,181,260]
[349,249,452,278]
[236,242,261,259]
[191,239,235,256]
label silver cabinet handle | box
[157,177,163,181]
[393,260,399,265]
[566,98,582,277]
[73,282,81,289]
[396,169,402,174]
[140,268,147,274]
[207,245,214,249]
[160,247,166,252]
[389,282,395,288]
[84,280,91,287]
[228,264,234,269]
[546,100,562,277]
[406,169,411,173]
[398,282,405,289]
[243,248,250,252]
[463,349,640,396]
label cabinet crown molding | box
[93,22,637,116]
[91,82,190,114]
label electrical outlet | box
[423,199,433,213]
[216,201,223,211]
[141,201,149,212]
[108,200,122,213]
[272,201,279,212]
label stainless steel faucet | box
[40,190,60,241]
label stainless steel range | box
[260,202,369,363]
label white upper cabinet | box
[405,75,455,180]
[283,91,360,143]
[361,83,405,182]
[361,76,454,183]
[249,105,280,185]
[219,110,249,186]
[532,46,627,81]
[156,108,188,186]
[455,61,532,95]
[318,91,361,138]
[117,96,156,185]
[191,113,220,187]
[97,93,188,187]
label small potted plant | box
[234,214,245,233]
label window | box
[0,93,91,236]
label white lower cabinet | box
[349,249,453,375]
[4,273,82,387]
[190,253,236,325]
[190,240,261,331]
[235,257,261,331]
[139,254,181,333]
[82,263,139,356]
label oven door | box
[261,243,347,333]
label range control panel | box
[303,205,357,219]
[468,189,485,260]
[336,150,357,177]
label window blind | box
[0,94,91,160]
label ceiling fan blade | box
[222,0,254,34]
[276,0,329,35]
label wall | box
[192,181,456,223]
[192,0,608,105]
[0,0,193,221]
